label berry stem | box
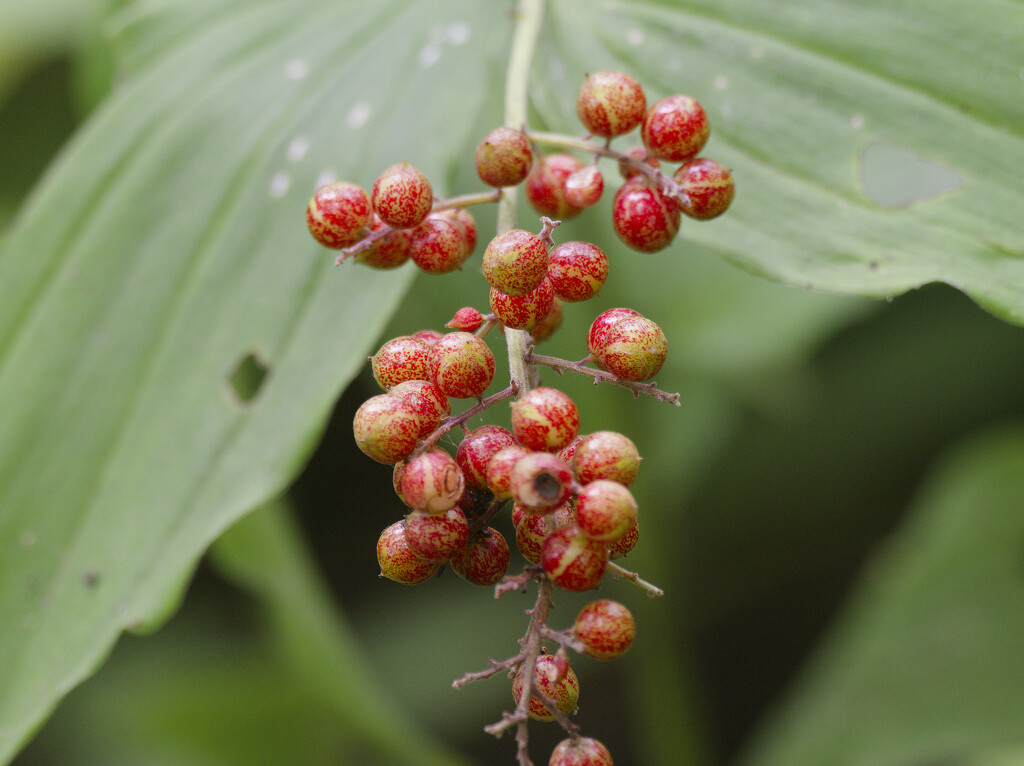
[607,560,665,598]
[538,626,586,654]
[413,385,519,457]
[431,189,503,212]
[526,350,682,406]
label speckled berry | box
[541,525,608,592]
[400,450,465,513]
[673,157,735,220]
[404,507,469,563]
[563,165,604,209]
[576,480,637,542]
[352,394,425,464]
[445,306,485,332]
[589,313,667,381]
[353,214,412,269]
[577,71,646,138]
[377,520,441,585]
[371,336,431,389]
[608,521,638,558]
[387,379,449,439]
[451,527,510,586]
[572,431,641,486]
[475,127,533,187]
[618,146,660,181]
[306,181,372,248]
[429,208,477,263]
[513,654,580,721]
[489,278,555,332]
[511,387,580,452]
[483,229,550,297]
[586,308,641,355]
[457,425,518,490]
[525,154,585,219]
[515,509,550,563]
[557,435,587,467]
[371,162,433,229]
[531,296,564,343]
[412,329,443,346]
[409,217,465,274]
[428,332,495,398]
[485,445,532,500]
[641,94,710,162]
[549,736,614,766]
[611,178,681,253]
[547,241,608,303]
[510,452,574,513]
[574,600,636,660]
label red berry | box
[489,278,555,332]
[353,214,412,269]
[352,394,424,464]
[563,165,604,209]
[618,146,660,181]
[387,379,449,439]
[510,452,574,513]
[608,520,639,558]
[572,430,641,486]
[445,306,485,332]
[541,525,608,592]
[641,94,710,162]
[589,313,667,381]
[525,154,585,219]
[409,217,464,274]
[586,308,641,355]
[577,71,646,138]
[485,445,532,501]
[515,510,550,563]
[428,208,477,262]
[547,241,608,303]
[611,178,681,253]
[475,127,533,187]
[371,162,433,229]
[557,435,587,467]
[403,507,469,563]
[574,600,636,660]
[510,387,580,452]
[673,157,735,220]
[451,527,510,586]
[400,450,465,513]
[531,296,564,343]
[482,229,550,297]
[457,425,518,490]
[306,181,372,248]
[428,332,496,398]
[371,335,431,389]
[412,329,443,346]
[377,520,441,584]
[575,480,637,542]
[549,736,614,766]
[512,654,579,721]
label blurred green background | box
[4,1,1024,765]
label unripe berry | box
[586,308,640,355]
[352,394,424,464]
[618,146,660,181]
[457,425,518,490]
[563,165,604,209]
[475,127,533,187]
[371,335,431,389]
[608,520,639,558]
[377,520,441,585]
[485,445,532,500]
[489,278,555,332]
[409,217,465,274]
[512,654,579,721]
[510,452,574,513]
[572,430,641,486]
[511,387,580,452]
[574,600,636,660]
[400,450,465,513]
[482,229,549,297]
[525,154,585,219]
[451,528,510,586]
[576,480,638,542]
[428,332,495,398]
[641,94,710,162]
[576,70,646,138]
[388,379,449,440]
[541,525,608,592]
[589,313,667,381]
[611,178,681,253]
[306,181,372,248]
[549,736,614,766]
[403,507,469,563]
[515,509,550,563]
[371,162,433,229]
[353,214,412,269]
[557,435,586,467]
[673,157,735,220]
[445,306,485,332]
[531,296,564,343]
[429,208,477,262]
[547,241,608,303]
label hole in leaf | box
[858,142,964,208]
[227,352,270,407]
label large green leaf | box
[738,427,1024,765]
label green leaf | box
[542,0,1024,323]
[0,0,508,759]
[737,426,1024,766]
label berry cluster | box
[307,69,734,766]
